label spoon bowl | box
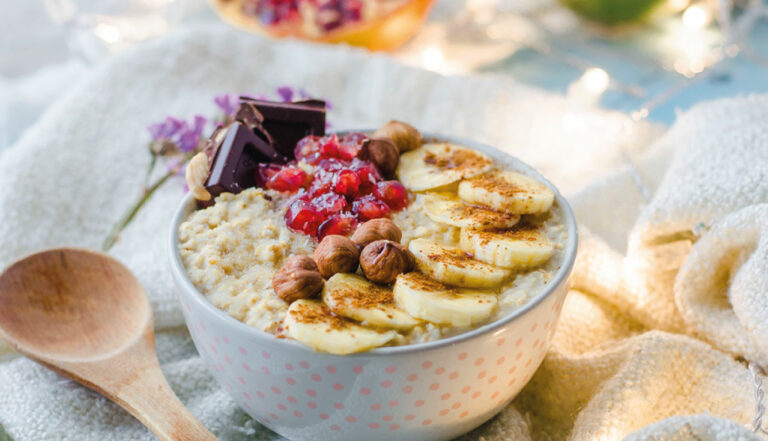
[0,248,218,441]
[0,248,149,362]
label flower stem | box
[144,153,158,189]
[102,167,179,251]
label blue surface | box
[480,18,768,125]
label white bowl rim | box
[169,132,578,358]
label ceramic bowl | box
[169,134,578,441]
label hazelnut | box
[351,218,402,249]
[373,120,423,153]
[313,235,360,278]
[272,255,324,303]
[185,152,212,202]
[359,137,399,177]
[360,240,414,284]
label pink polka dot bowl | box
[169,134,578,441]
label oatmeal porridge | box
[178,99,568,354]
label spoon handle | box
[57,330,220,441]
[111,358,219,441]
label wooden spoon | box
[0,248,218,441]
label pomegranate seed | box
[352,194,390,221]
[316,158,348,172]
[310,169,340,195]
[243,0,363,30]
[243,0,301,25]
[290,188,311,202]
[295,136,319,157]
[333,169,360,196]
[309,162,343,197]
[320,135,341,158]
[375,181,409,211]
[338,133,367,158]
[315,0,345,30]
[313,192,348,216]
[317,214,358,239]
[351,160,382,195]
[342,0,363,22]
[337,144,358,160]
[296,133,367,163]
[285,200,323,235]
[267,167,308,192]
[343,133,368,143]
[308,179,333,198]
[295,136,324,165]
[256,163,284,188]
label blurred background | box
[1,0,767,152]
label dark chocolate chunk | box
[202,127,223,160]
[234,101,265,129]
[232,102,281,162]
[239,97,326,159]
[204,121,285,198]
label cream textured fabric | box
[631,96,768,246]
[0,25,765,441]
[623,97,768,335]
[676,204,768,368]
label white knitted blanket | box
[0,25,765,441]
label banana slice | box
[408,238,510,288]
[322,274,419,331]
[460,224,554,269]
[393,272,498,327]
[458,170,554,214]
[397,143,493,192]
[423,192,520,229]
[284,300,398,355]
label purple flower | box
[193,114,207,130]
[147,114,208,154]
[147,116,184,141]
[214,94,239,117]
[276,86,294,102]
[177,115,208,152]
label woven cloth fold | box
[676,204,768,368]
[0,24,765,441]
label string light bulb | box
[93,23,121,43]
[582,68,610,94]
[421,46,446,72]
[567,67,611,106]
[682,4,711,29]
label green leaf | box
[0,424,13,441]
[559,0,664,25]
